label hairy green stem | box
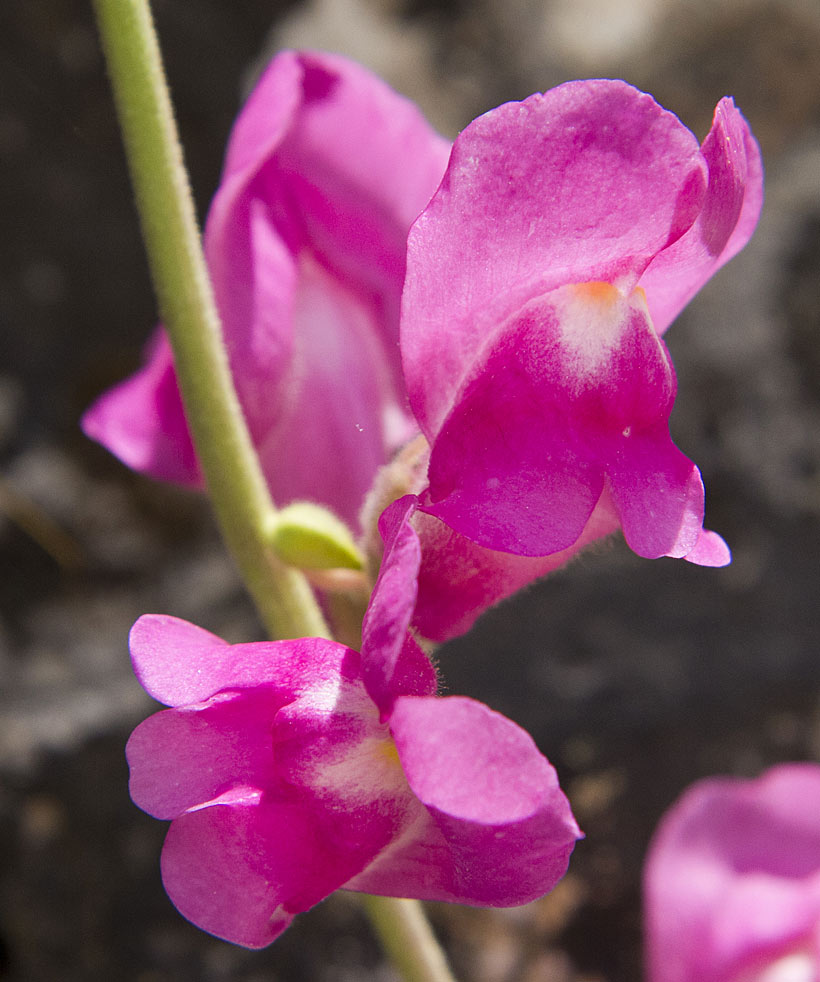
[360,896,457,982]
[90,0,326,640]
[90,2,457,979]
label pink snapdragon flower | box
[83,50,449,528]
[400,80,762,638]
[644,764,820,982]
[126,497,581,948]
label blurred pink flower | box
[644,764,820,982]
[83,50,450,528]
[127,497,580,948]
[401,81,762,638]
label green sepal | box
[266,502,364,571]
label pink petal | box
[644,765,820,982]
[402,79,707,439]
[361,496,436,714]
[206,185,404,528]
[607,429,705,559]
[421,282,689,558]
[639,98,764,335]
[249,254,410,525]
[129,613,352,707]
[126,688,282,820]
[81,331,200,486]
[204,50,449,525]
[249,51,451,308]
[161,789,374,949]
[348,695,581,906]
[684,528,731,568]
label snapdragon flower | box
[127,497,580,947]
[401,80,762,638]
[644,764,820,982]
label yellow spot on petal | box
[570,281,620,306]
[379,738,402,769]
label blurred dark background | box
[2,0,820,979]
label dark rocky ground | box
[2,0,820,979]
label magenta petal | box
[421,283,682,558]
[270,695,413,870]
[253,51,451,300]
[644,765,820,982]
[349,695,581,906]
[639,98,764,335]
[607,430,705,559]
[361,496,419,687]
[422,371,603,556]
[129,614,350,707]
[391,696,571,824]
[207,188,405,527]
[161,790,371,949]
[361,497,436,713]
[81,331,199,486]
[402,79,707,438]
[127,688,282,820]
[129,615,229,705]
[420,315,602,556]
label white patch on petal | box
[553,281,629,376]
[296,672,344,714]
[263,253,409,487]
[294,678,410,808]
[297,255,412,460]
[316,729,408,806]
[757,954,816,982]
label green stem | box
[90,0,326,640]
[360,896,457,982]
